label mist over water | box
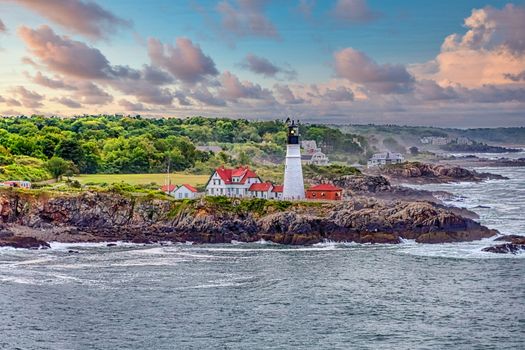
[1,166,524,349]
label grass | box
[71,173,210,187]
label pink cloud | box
[52,96,82,108]
[218,70,274,102]
[18,25,113,79]
[240,54,296,79]
[217,0,278,39]
[0,19,6,33]
[9,86,45,108]
[331,0,380,23]
[10,0,131,39]
[147,37,218,84]
[334,48,414,94]
[118,99,146,111]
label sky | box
[0,0,524,127]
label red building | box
[305,184,343,201]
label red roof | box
[272,185,283,193]
[307,184,342,192]
[214,166,258,184]
[181,184,198,192]
[249,182,272,192]
[161,184,177,192]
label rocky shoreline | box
[0,189,497,249]
[369,162,508,184]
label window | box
[185,193,188,198]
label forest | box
[0,115,367,182]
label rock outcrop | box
[482,235,525,254]
[0,189,497,247]
[374,162,508,184]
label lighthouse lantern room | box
[282,119,305,200]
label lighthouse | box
[283,119,305,200]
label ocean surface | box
[1,165,524,349]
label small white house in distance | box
[367,152,405,168]
[161,184,198,199]
[302,151,330,166]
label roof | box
[181,184,198,192]
[272,185,283,193]
[161,184,177,192]
[248,182,272,192]
[307,184,342,192]
[214,166,258,185]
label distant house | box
[0,181,31,189]
[196,145,223,153]
[306,184,342,201]
[160,184,177,196]
[161,184,198,199]
[420,136,449,145]
[247,182,283,199]
[302,151,330,166]
[301,140,320,154]
[367,152,404,168]
[205,166,262,198]
[301,140,329,165]
[174,184,198,199]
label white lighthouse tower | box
[283,119,305,200]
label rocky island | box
[0,188,497,249]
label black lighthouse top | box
[286,118,299,145]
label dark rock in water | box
[0,236,50,249]
[68,250,79,254]
[494,235,525,242]
[482,243,525,254]
[106,243,117,247]
[483,235,525,254]
[474,205,491,209]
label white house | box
[205,166,262,198]
[161,184,198,199]
[302,151,330,166]
[247,182,283,199]
[367,152,405,168]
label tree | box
[45,156,73,181]
[409,146,419,155]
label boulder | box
[0,236,50,249]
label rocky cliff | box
[0,189,497,248]
[373,162,508,184]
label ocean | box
[0,165,524,349]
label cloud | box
[334,48,414,94]
[72,82,112,105]
[442,4,525,54]
[9,0,131,40]
[191,87,226,107]
[505,70,525,82]
[274,84,305,104]
[331,0,380,23]
[52,96,82,108]
[456,85,525,103]
[9,86,45,108]
[18,25,114,79]
[118,99,146,111]
[0,19,6,33]
[239,54,296,79]
[414,4,525,88]
[218,71,274,102]
[31,72,77,90]
[216,0,278,39]
[415,80,457,101]
[322,86,354,101]
[147,37,218,84]
[142,65,173,85]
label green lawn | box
[71,173,210,186]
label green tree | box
[45,156,73,180]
